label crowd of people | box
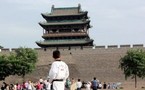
[0,78,51,90]
[65,77,121,90]
[0,77,121,90]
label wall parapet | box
[1,48,10,52]
[107,45,118,48]
[120,45,130,48]
[0,44,144,53]
[95,46,105,49]
[133,44,144,48]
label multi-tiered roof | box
[36,4,94,48]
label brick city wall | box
[0,44,145,83]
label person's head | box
[28,81,31,84]
[47,79,49,82]
[78,79,81,81]
[53,50,60,59]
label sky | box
[0,0,145,48]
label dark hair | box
[53,50,60,59]
[78,79,81,81]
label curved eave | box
[41,11,88,18]
[36,39,93,47]
[39,20,90,27]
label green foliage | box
[12,47,38,77]
[0,55,11,80]
[15,47,38,63]
[119,49,145,87]
[119,49,145,79]
[0,47,38,80]
[10,60,35,77]
[0,45,3,49]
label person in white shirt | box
[48,50,69,90]
[76,79,82,90]
[39,77,43,84]
[98,82,102,89]
[85,81,91,90]
[44,79,51,90]
[27,81,33,90]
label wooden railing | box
[43,32,87,37]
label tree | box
[13,47,38,78]
[0,47,38,80]
[119,49,145,88]
[0,55,12,80]
[0,45,3,49]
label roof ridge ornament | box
[78,4,81,12]
[51,5,55,13]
